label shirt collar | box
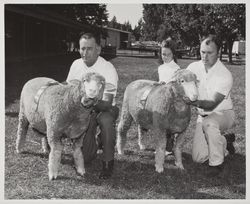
[164,60,176,67]
[201,58,220,74]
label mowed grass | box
[5,54,246,199]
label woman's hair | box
[159,38,177,64]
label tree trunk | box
[227,40,233,64]
[226,32,237,64]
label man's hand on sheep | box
[93,82,116,112]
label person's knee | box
[109,106,119,120]
[192,150,208,163]
[98,112,115,128]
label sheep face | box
[81,72,105,107]
[173,69,198,102]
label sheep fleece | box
[19,77,94,139]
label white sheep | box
[116,69,198,173]
[16,72,105,180]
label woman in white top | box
[158,38,180,84]
[157,38,180,155]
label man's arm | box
[187,92,225,111]
[94,92,115,112]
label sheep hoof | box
[16,148,23,154]
[97,149,103,154]
[49,174,57,181]
[76,168,86,177]
[155,165,164,173]
[117,149,124,155]
[42,149,50,155]
[175,162,185,170]
[139,144,146,150]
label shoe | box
[224,133,235,155]
[99,160,114,179]
[206,164,224,177]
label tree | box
[204,4,245,63]
[142,4,166,40]
[122,21,132,32]
[108,16,121,29]
[35,4,109,36]
[132,18,144,41]
[37,4,108,26]
[142,4,245,63]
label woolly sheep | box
[16,72,105,180]
[116,69,198,173]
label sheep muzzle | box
[81,96,98,108]
[84,80,103,99]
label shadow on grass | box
[6,143,246,199]
[81,151,245,199]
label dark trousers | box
[81,106,119,163]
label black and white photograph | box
[2,0,248,201]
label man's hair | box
[201,34,221,52]
[79,32,101,46]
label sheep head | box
[81,72,105,107]
[171,69,198,102]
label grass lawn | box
[4,54,246,199]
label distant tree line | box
[108,16,133,32]
[139,4,245,63]
[36,4,245,63]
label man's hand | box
[94,93,114,112]
[102,93,114,105]
[183,96,195,105]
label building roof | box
[5,4,91,30]
[5,4,131,35]
[103,26,131,34]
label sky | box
[106,4,143,28]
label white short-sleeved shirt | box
[158,60,180,83]
[66,56,118,105]
[186,59,233,115]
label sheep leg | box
[41,137,50,154]
[72,136,85,176]
[116,109,133,155]
[173,133,185,170]
[47,131,63,181]
[138,125,146,150]
[16,111,29,153]
[154,129,167,173]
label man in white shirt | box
[66,32,119,179]
[186,34,235,177]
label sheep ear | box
[68,79,81,86]
[171,81,184,98]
